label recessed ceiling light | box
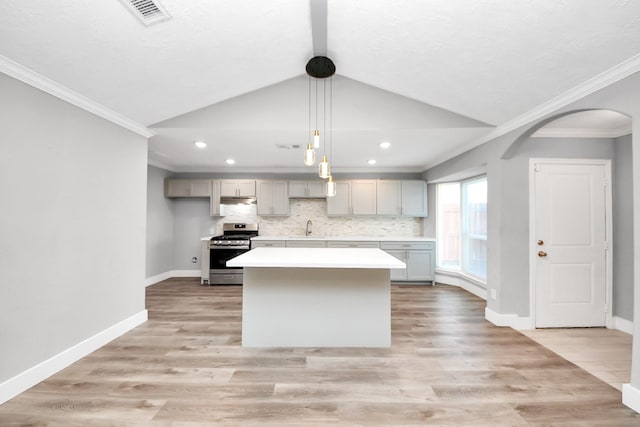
[194,141,207,149]
[225,159,235,165]
[379,142,391,149]
[368,159,377,165]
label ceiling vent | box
[119,0,171,26]
[276,144,302,150]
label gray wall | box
[172,199,215,270]
[146,165,175,278]
[426,135,630,318]
[613,134,634,321]
[0,73,148,383]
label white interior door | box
[533,160,608,328]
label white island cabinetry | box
[228,248,405,348]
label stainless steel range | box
[206,223,258,285]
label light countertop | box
[251,236,436,242]
[227,247,407,269]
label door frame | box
[528,158,613,328]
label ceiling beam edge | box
[309,0,328,56]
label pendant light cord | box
[329,76,333,164]
[308,76,311,143]
[323,79,327,157]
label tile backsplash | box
[216,199,422,237]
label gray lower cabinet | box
[380,241,435,283]
[251,240,286,248]
[326,241,380,248]
[285,240,327,248]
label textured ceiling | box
[1,0,639,172]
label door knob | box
[538,251,548,257]
[537,240,544,246]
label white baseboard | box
[623,383,640,414]
[144,271,172,287]
[144,270,201,286]
[435,271,487,300]
[485,307,533,330]
[613,316,634,335]
[0,309,147,405]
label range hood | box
[219,196,256,205]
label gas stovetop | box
[210,223,258,247]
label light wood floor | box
[1,278,639,426]
[521,327,632,391]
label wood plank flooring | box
[1,278,639,426]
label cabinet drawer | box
[326,241,380,248]
[285,240,327,248]
[380,241,434,250]
[251,241,285,248]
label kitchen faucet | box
[306,219,312,236]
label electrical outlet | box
[490,288,497,300]
[191,257,198,264]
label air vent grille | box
[119,0,171,26]
[276,144,302,150]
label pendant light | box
[304,143,316,166]
[304,56,337,194]
[318,77,331,179]
[318,155,330,178]
[325,77,336,197]
[326,175,336,197]
[303,76,316,166]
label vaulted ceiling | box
[1,0,639,172]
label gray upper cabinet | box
[326,181,352,216]
[220,180,256,197]
[165,179,212,197]
[256,180,289,216]
[376,180,402,215]
[288,180,325,198]
[209,180,221,216]
[351,180,377,215]
[401,180,428,217]
[327,180,377,216]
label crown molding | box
[423,52,640,170]
[531,126,632,139]
[0,54,154,139]
[147,159,177,172]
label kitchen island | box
[227,247,405,348]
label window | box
[436,183,461,269]
[436,177,487,281]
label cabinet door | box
[406,250,434,281]
[209,181,221,216]
[220,181,238,197]
[256,180,274,215]
[286,240,326,248]
[271,180,290,215]
[351,180,377,215]
[306,181,326,198]
[237,180,256,197]
[251,240,286,248]
[402,180,428,217]
[377,180,402,215]
[327,241,380,248]
[165,180,191,197]
[288,181,307,198]
[385,249,407,281]
[326,181,351,216]
[189,180,212,197]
